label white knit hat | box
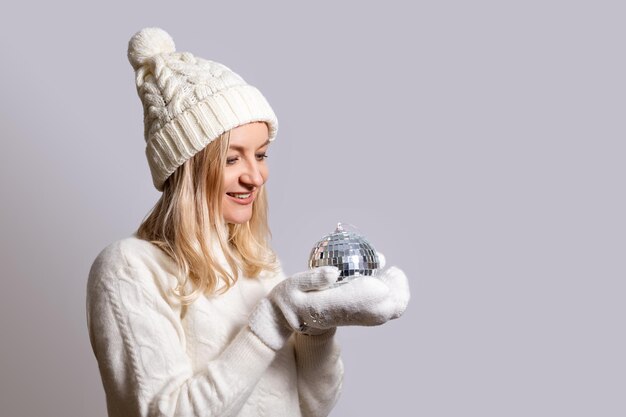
[127,27,278,191]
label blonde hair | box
[136,130,278,305]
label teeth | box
[229,193,251,199]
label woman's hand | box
[249,264,410,350]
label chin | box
[222,197,253,223]
[224,211,253,225]
[226,218,250,225]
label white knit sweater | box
[86,235,343,417]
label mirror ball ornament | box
[308,223,381,283]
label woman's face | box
[222,122,270,224]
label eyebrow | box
[228,139,270,153]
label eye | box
[226,156,238,166]
[255,152,268,161]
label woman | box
[87,27,410,417]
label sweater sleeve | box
[87,260,277,417]
[293,329,344,417]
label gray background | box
[0,0,624,416]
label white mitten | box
[249,265,410,350]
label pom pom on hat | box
[128,27,176,70]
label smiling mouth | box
[226,192,252,199]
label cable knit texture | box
[127,27,279,190]
[86,235,343,417]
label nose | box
[240,161,265,188]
